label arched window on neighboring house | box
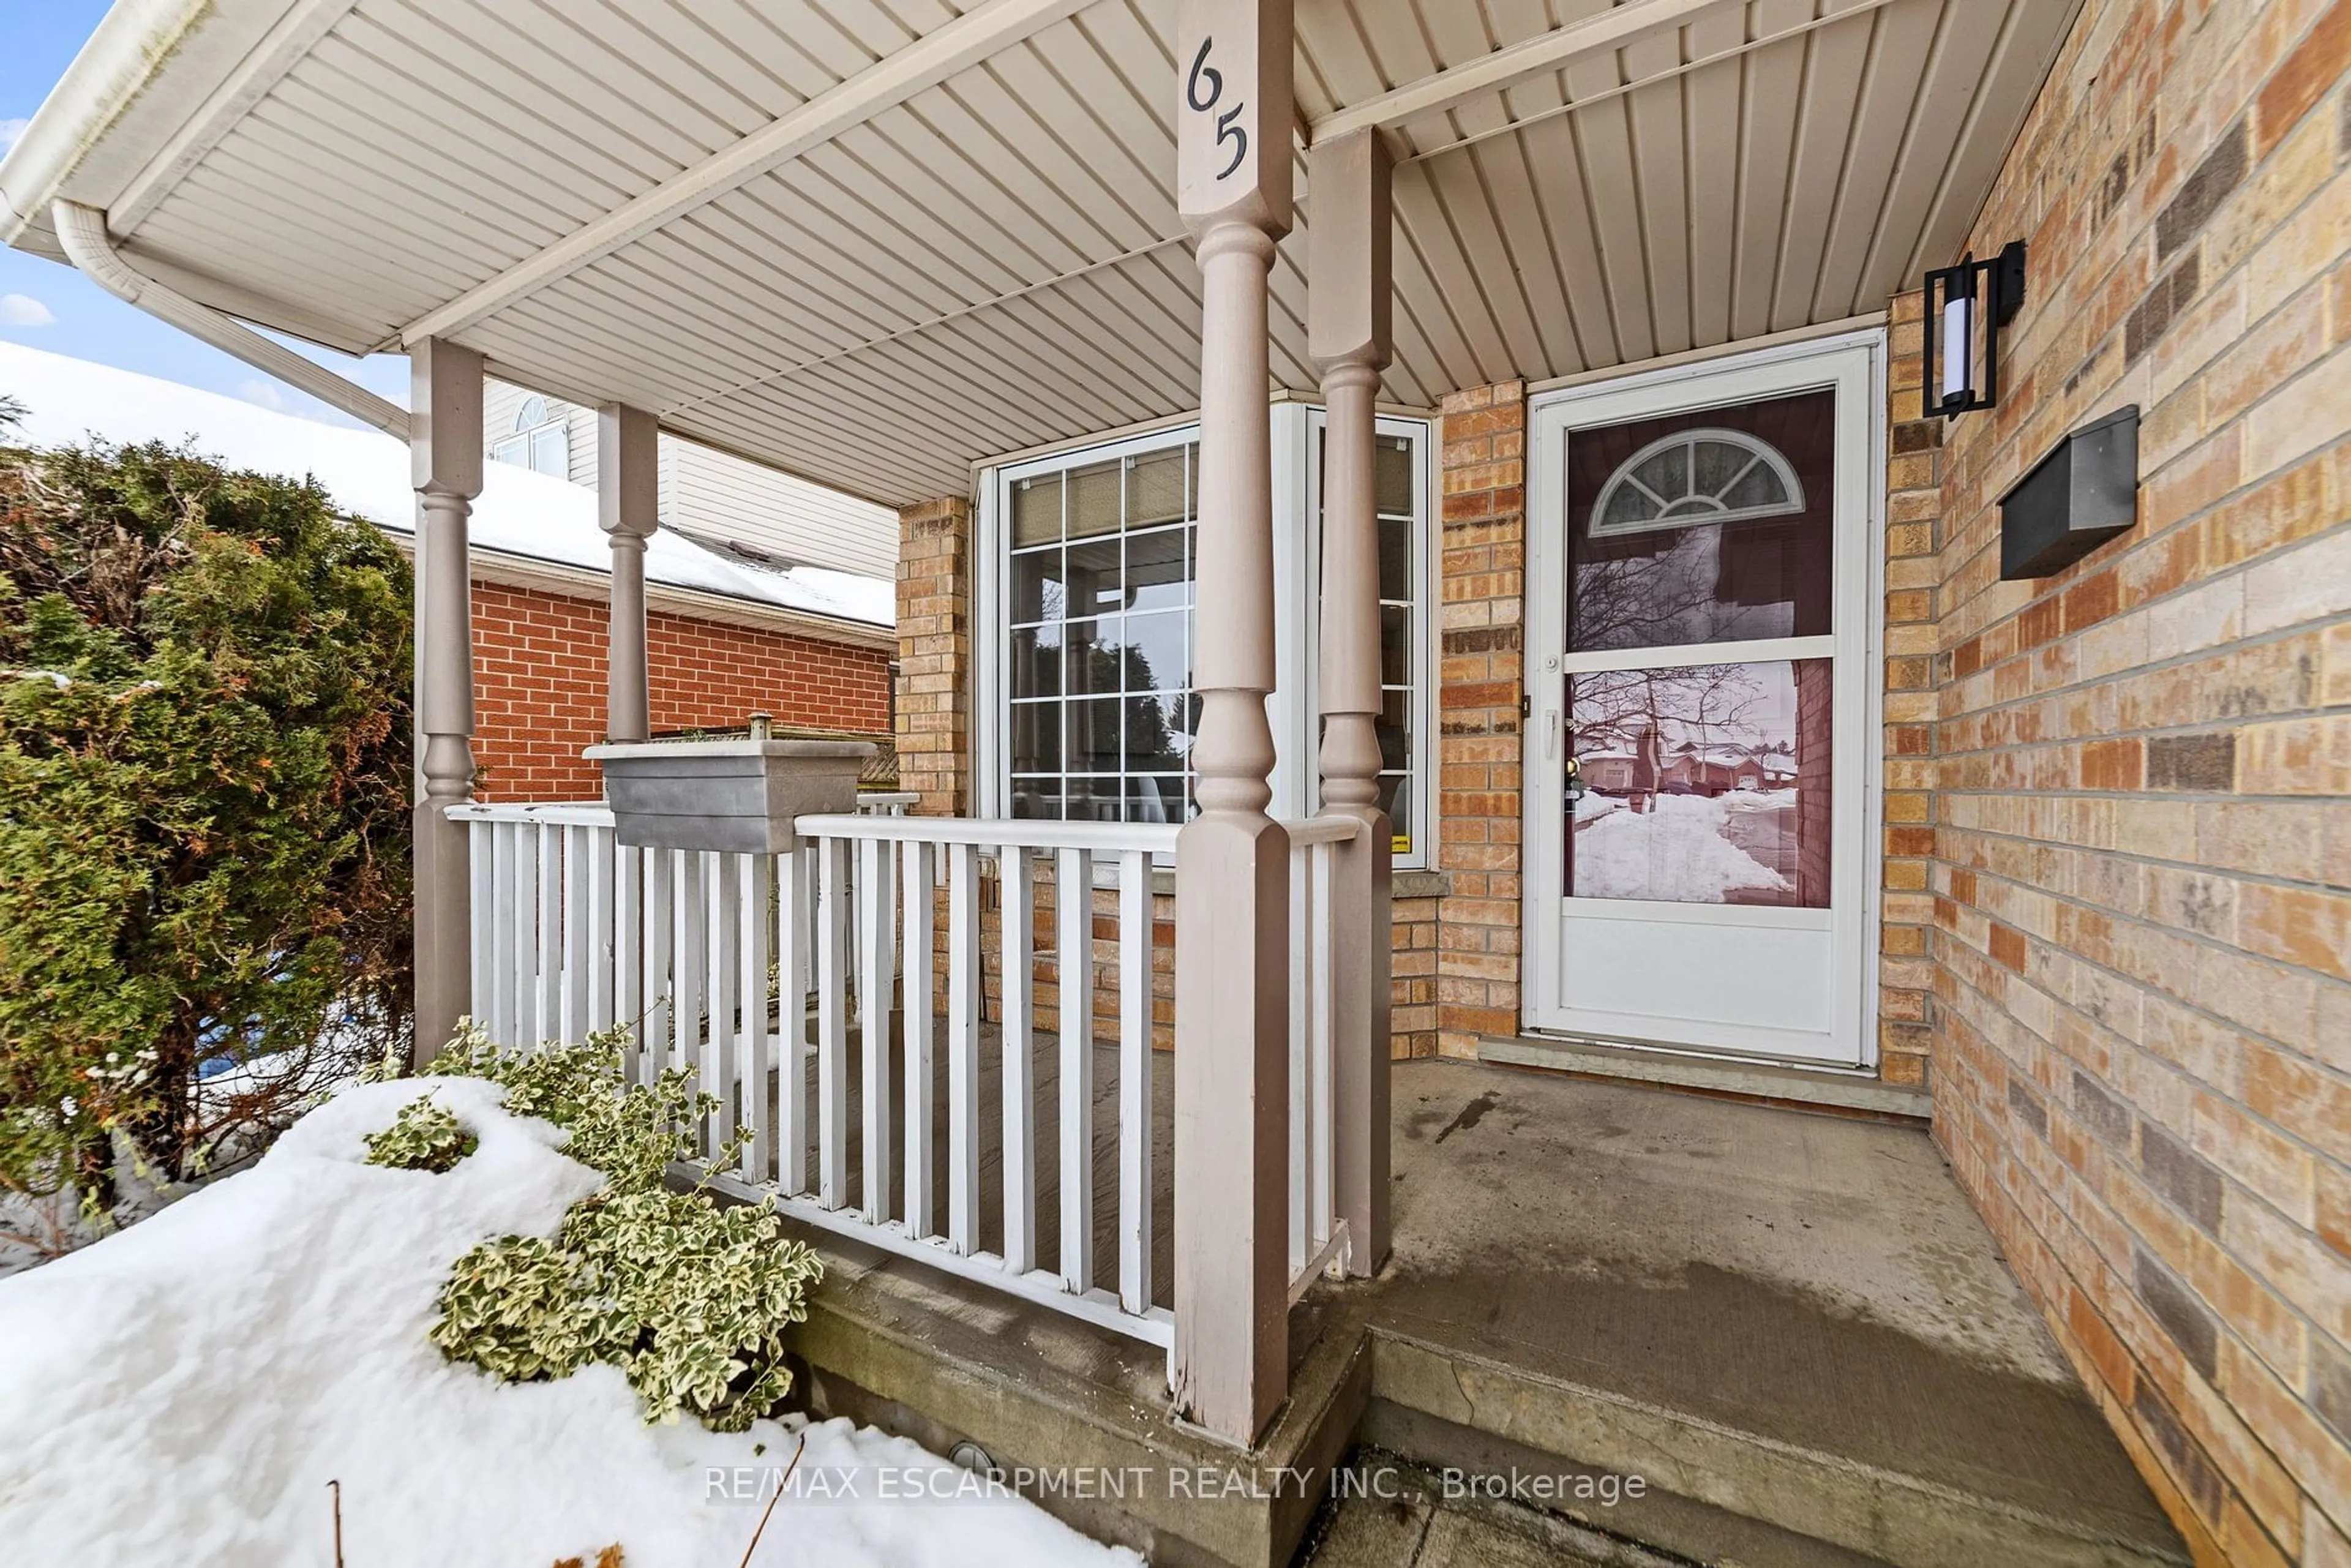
[490,393,569,478]
[1588,427,1804,538]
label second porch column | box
[1308,128,1393,1277]
[411,337,483,1064]
[1172,0,1294,1446]
[598,403,659,743]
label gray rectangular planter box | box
[586,735,874,853]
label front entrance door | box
[1523,337,1880,1068]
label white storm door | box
[1522,337,1881,1068]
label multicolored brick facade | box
[1926,1,2351,1559]
[1432,381,1528,1060]
[470,579,893,803]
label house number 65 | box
[1186,37,1248,181]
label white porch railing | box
[449,798,1357,1362]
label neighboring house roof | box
[482,378,899,580]
[0,344,893,634]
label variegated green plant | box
[375,1024,821,1430]
[362,1095,476,1172]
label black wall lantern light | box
[1924,241,2027,419]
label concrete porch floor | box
[1312,1059,2186,1567]
[767,1042,2185,1567]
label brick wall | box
[470,580,892,802]
[1924,1,2351,1560]
[897,497,973,817]
[1433,381,1528,1059]
[1881,313,1948,1089]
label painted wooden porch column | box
[410,337,483,1064]
[1308,128,1393,1278]
[1172,0,1294,1446]
[598,403,659,743]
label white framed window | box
[490,393,569,478]
[976,412,1434,868]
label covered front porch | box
[2,0,2194,1556]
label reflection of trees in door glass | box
[1567,391,1835,652]
[1567,660,1831,907]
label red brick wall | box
[470,580,892,802]
[1925,1,2351,1560]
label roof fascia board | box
[395,0,1097,348]
[112,0,367,236]
[0,0,302,250]
[1306,0,1739,147]
[0,0,213,245]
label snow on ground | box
[0,1077,1138,1568]
[1573,791,1790,902]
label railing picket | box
[1056,847,1095,1291]
[704,852,736,1163]
[945,841,981,1254]
[673,850,702,1085]
[901,839,936,1241]
[643,847,671,1088]
[816,835,850,1209]
[468,820,493,1029]
[562,824,591,1043]
[774,847,809,1196]
[1288,839,1309,1277]
[740,852,771,1184]
[486,822,512,1046]
[1117,850,1154,1314]
[1311,841,1337,1253]
[615,843,641,1081]
[535,823,562,1046]
[511,823,539,1047]
[1001,845,1037,1275]
[857,835,893,1224]
[587,825,615,1035]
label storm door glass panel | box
[1001,439,1198,823]
[1562,388,1837,907]
[1567,660,1831,907]
[1567,391,1835,652]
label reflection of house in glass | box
[1567,661,1829,909]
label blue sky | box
[1,2,408,427]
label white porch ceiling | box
[12,0,2078,507]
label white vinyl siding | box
[481,381,896,580]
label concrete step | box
[1359,1328,2188,1568]
[1300,1447,1733,1567]
[1478,1034,1934,1122]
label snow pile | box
[0,1077,1136,1568]
[1573,792,1790,902]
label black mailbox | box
[1999,405,2140,579]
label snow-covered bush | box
[376,1026,823,1431]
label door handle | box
[1544,709,1560,760]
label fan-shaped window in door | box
[1588,428,1804,538]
